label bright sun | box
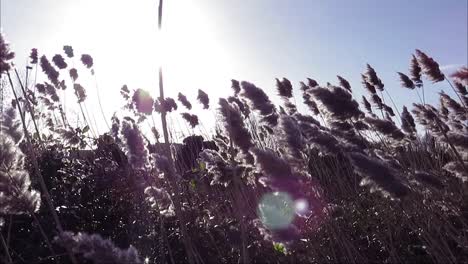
[64,0,232,89]
[57,0,234,135]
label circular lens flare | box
[257,192,295,230]
[294,199,310,216]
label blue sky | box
[1,0,467,136]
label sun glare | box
[53,0,234,134]
[64,0,231,87]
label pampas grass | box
[337,75,352,92]
[132,88,154,114]
[218,98,253,159]
[309,85,363,120]
[80,54,94,69]
[197,89,210,109]
[276,78,293,99]
[0,134,41,215]
[231,79,241,96]
[401,106,416,135]
[415,49,445,83]
[40,55,59,86]
[241,81,279,127]
[63,45,74,58]
[52,54,67,69]
[55,232,142,264]
[348,152,409,198]
[409,54,422,86]
[178,92,192,110]
[121,118,149,169]
[3,33,468,264]
[397,72,415,89]
[0,33,15,76]
[181,112,199,128]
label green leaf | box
[82,125,90,133]
[190,179,197,190]
[199,161,206,171]
[273,242,286,255]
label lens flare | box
[257,192,295,230]
[294,199,309,216]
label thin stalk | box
[6,216,11,248]
[14,69,42,145]
[384,89,402,125]
[31,213,59,263]
[422,85,426,104]
[93,74,110,130]
[79,103,96,138]
[445,77,467,109]
[156,0,170,146]
[415,89,424,104]
[84,103,99,136]
[439,126,467,173]
[3,165,58,263]
[0,233,12,264]
[25,66,29,91]
[7,72,78,264]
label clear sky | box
[1,0,467,137]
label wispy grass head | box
[443,162,468,181]
[451,66,468,84]
[439,91,465,118]
[121,118,148,169]
[454,81,467,96]
[370,94,383,109]
[63,45,74,58]
[40,55,59,86]
[132,89,154,114]
[177,92,192,110]
[409,54,423,86]
[0,33,15,76]
[69,68,78,81]
[241,81,278,126]
[163,97,178,112]
[55,231,142,264]
[361,74,376,94]
[383,104,395,117]
[1,107,22,143]
[0,134,41,215]
[307,78,318,88]
[219,98,253,159]
[365,64,384,91]
[231,79,241,96]
[52,54,68,69]
[337,75,352,92]
[414,171,444,189]
[276,78,293,99]
[362,96,372,113]
[80,54,94,69]
[365,116,405,140]
[412,103,449,134]
[73,83,87,103]
[309,85,363,120]
[303,93,320,115]
[228,96,250,117]
[348,152,409,199]
[279,115,305,158]
[197,89,210,109]
[29,48,38,64]
[252,148,300,192]
[397,72,415,89]
[401,106,416,135]
[415,49,445,82]
[181,112,199,128]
